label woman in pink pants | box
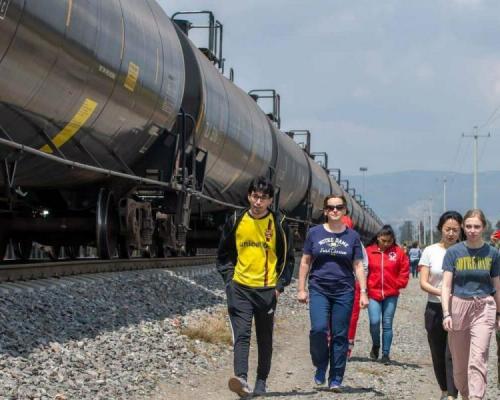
[441,209,500,400]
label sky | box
[159,0,500,178]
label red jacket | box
[366,243,409,301]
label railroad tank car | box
[0,0,184,187]
[0,1,382,260]
[0,0,186,258]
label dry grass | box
[180,310,232,346]
[355,366,385,376]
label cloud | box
[415,64,435,82]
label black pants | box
[424,302,458,397]
[226,281,277,381]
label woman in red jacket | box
[366,225,409,364]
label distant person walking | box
[419,211,463,400]
[408,242,422,278]
[336,215,370,360]
[366,225,409,364]
[297,195,368,391]
[441,209,500,400]
[342,216,369,360]
[216,177,294,398]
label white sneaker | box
[228,376,252,398]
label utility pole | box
[462,127,490,208]
[443,177,447,212]
[429,197,433,244]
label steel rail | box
[0,255,216,283]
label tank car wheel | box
[47,246,61,260]
[96,189,119,259]
[157,245,177,258]
[143,244,158,258]
[119,237,135,259]
[64,245,80,260]
[0,235,8,261]
[12,239,33,260]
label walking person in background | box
[297,195,368,391]
[342,215,369,360]
[366,225,409,364]
[419,211,463,400]
[409,241,422,278]
[441,209,500,400]
[216,177,294,398]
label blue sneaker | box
[328,379,342,392]
[313,368,326,385]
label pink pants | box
[448,295,496,399]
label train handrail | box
[0,138,244,210]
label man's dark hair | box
[247,176,274,197]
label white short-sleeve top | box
[419,243,447,303]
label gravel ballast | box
[1,268,499,399]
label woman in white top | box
[419,211,463,400]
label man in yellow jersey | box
[217,177,294,398]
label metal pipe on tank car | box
[0,138,242,210]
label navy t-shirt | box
[442,242,500,298]
[303,225,363,296]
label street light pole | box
[443,177,447,212]
[429,197,433,244]
[462,127,490,209]
[359,167,368,199]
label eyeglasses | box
[325,205,346,211]
[250,193,271,201]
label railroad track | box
[0,256,216,283]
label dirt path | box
[154,279,499,400]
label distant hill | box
[345,170,500,228]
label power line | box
[478,103,500,130]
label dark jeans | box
[410,259,419,277]
[226,281,277,381]
[309,287,354,384]
[424,302,458,397]
[368,296,398,356]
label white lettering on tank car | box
[98,65,117,80]
[0,0,11,20]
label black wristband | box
[442,315,451,321]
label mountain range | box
[345,170,500,229]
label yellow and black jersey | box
[233,212,277,288]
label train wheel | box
[65,245,80,259]
[119,237,135,259]
[0,238,7,261]
[13,239,33,260]
[96,189,119,259]
[47,246,61,260]
[157,244,177,258]
[143,244,158,258]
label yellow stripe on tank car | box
[40,98,98,153]
[124,61,140,92]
